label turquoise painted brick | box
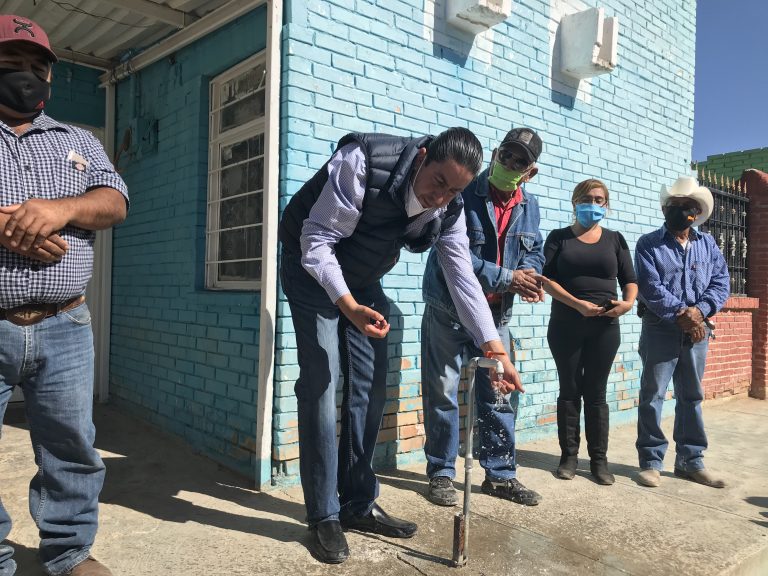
[227,385,253,404]
[402,104,436,123]
[332,53,364,75]
[388,43,425,67]
[365,66,404,89]
[357,106,395,125]
[386,86,423,107]
[273,412,297,430]
[395,114,429,134]
[436,87,470,107]
[349,28,389,54]
[333,84,373,106]
[275,365,301,382]
[108,0,699,487]
[373,94,402,112]
[357,45,394,68]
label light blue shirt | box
[300,142,499,346]
[635,225,730,322]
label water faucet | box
[452,353,505,567]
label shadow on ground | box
[8,541,44,576]
[7,407,307,549]
[93,410,307,544]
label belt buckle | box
[7,306,47,327]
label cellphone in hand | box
[599,299,617,311]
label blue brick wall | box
[274,0,696,484]
[109,7,268,476]
[48,62,105,128]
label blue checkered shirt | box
[0,113,129,308]
[634,225,730,322]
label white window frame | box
[206,51,267,290]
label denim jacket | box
[423,168,545,326]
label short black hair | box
[425,127,483,175]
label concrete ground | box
[1,396,766,576]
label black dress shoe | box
[308,520,349,564]
[340,503,417,538]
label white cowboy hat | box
[660,176,713,227]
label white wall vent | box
[446,0,513,35]
[560,7,618,79]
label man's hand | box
[686,323,707,344]
[0,199,72,252]
[0,210,69,263]
[490,353,524,394]
[508,268,540,299]
[481,346,525,394]
[676,306,704,331]
[336,294,390,339]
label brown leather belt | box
[0,295,85,327]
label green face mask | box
[488,161,526,192]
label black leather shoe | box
[308,520,349,564]
[340,503,417,538]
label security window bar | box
[698,176,749,296]
[206,53,267,290]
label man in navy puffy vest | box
[279,127,523,564]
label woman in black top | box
[537,179,637,485]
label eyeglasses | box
[497,147,533,172]
[576,197,607,207]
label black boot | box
[585,403,615,485]
[556,398,581,480]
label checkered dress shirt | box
[0,112,129,308]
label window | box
[206,53,267,290]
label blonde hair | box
[572,179,610,208]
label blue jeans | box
[636,313,710,472]
[421,304,519,482]
[280,253,389,525]
[0,302,105,576]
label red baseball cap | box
[0,15,57,62]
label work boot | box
[426,476,458,506]
[674,467,726,488]
[68,558,113,576]
[481,478,542,506]
[585,403,615,485]
[556,398,581,480]
[637,468,661,487]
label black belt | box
[0,295,85,327]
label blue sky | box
[693,0,767,161]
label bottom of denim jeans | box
[44,547,92,576]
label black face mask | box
[664,205,698,231]
[0,69,50,114]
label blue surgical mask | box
[575,204,606,227]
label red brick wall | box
[742,170,768,399]
[703,297,758,398]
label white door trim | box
[93,83,117,402]
[254,0,282,490]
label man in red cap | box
[0,15,128,576]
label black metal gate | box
[697,172,749,296]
